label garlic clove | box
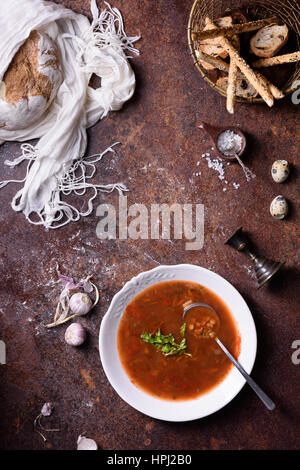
[65,323,87,346]
[41,402,54,417]
[83,281,94,293]
[69,292,92,316]
[77,435,98,450]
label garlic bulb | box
[69,293,92,316]
[77,435,98,450]
[65,323,86,346]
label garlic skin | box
[65,323,86,346]
[41,402,54,417]
[77,435,98,450]
[69,292,92,316]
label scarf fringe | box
[1,142,128,229]
[65,0,140,67]
[90,0,140,58]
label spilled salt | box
[196,151,247,190]
[201,153,225,181]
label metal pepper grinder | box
[224,227,285,289]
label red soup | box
[117,280,241,401]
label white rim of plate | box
[99,264,257,422]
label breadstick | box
[195,50,230,73]
[253,51,300,67]
[191,17,278,42]
[224,42,274,106]
[196,49,283,99]
[254,70,284,99]
[206,18,274,106]
[227,59,238,113]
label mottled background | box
[0,0,299,450]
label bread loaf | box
[250,24,289,58]
[0,30,62,131]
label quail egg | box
[271,160,290,183]
[270,195,288,219]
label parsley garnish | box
[180,322,186,337]
[141,325,191,357]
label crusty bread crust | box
[3,30,59,104]
[0,30,62,131]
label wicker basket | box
[188,0,300,103]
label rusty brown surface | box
[0,0,299,451]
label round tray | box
[188,0,300,103]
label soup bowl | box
[99,264,257,422]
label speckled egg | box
[271,160,290,183]
[270,196,288,219]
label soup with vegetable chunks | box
[117,280,240,401]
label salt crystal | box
[217,130,242,156]
[203,155,225,180]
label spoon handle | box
[215,338,275,411]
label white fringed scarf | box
[0,0,139,228]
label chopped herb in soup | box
[141,326,191,357]
[117,280,240,401]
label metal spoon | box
[183,302,275,411]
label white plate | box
[99,264,257,422]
